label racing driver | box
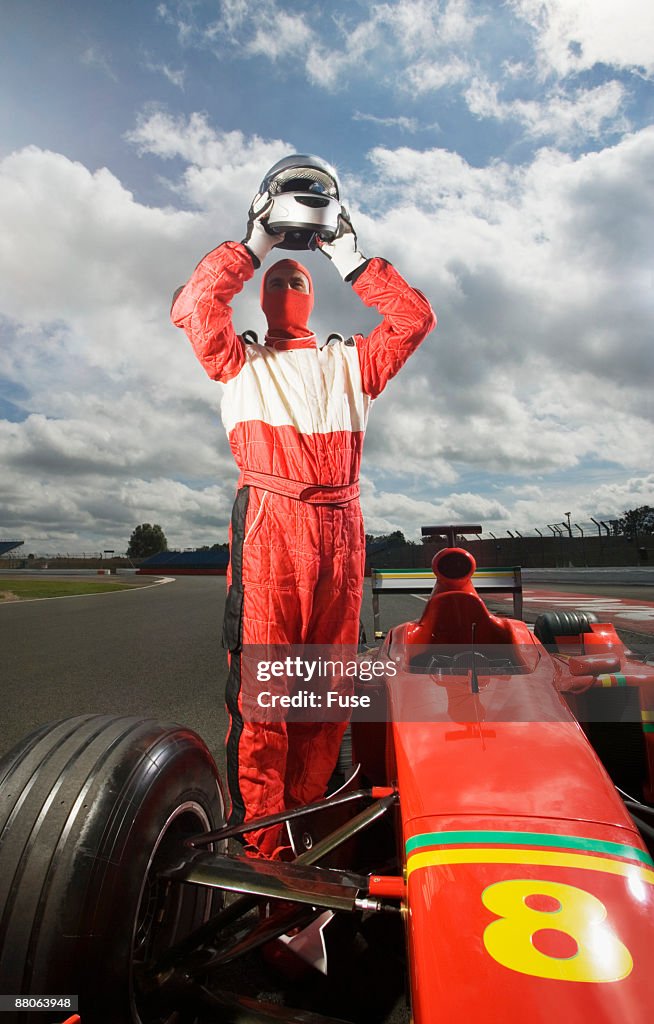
[172,190,435,856]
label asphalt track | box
[1,576,230,762]
[2,576,653,761]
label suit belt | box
[239,470,360,506]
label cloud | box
[353,112,421,133]
[509,0,654,79]
[126,110,289,215]
[154,3,647,151]
[144,58,186,89]
[586,475,654,519]
[360,477,509,539]
[350,128,654,528]
[464,78,629,144]
[246,10,314,60]
[362,469,654,542]
[154,1,654,157]
[80,45,118,82]
[304,1,484,93]
[405,56,472,94]
[153,1,646,152]
[349,0,484,58]
[157,0,483,94]
[495,472,654,538]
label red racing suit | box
[172,241,435,854]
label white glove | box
[241,191,284,267]
[315,207,367,280]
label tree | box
[365,529,416,550]
[127,523,168,559]
[616,506,654,541]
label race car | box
[1,534,653,1023]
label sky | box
[1,0,653,555]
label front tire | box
[0,715,224,1023]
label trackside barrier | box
[371,566,523,638]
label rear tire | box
[534,610,599,645]
[0,715,224,1023]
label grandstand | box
[0,541,24,557]
[137,549,229,575]
[0,541,25,569]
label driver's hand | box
[314,206,367,280]
[242,190,285,267]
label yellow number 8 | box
[482,879,633,982]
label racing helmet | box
[261,154,341,250]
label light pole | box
[547,524,563,567]
[575,524,587,567]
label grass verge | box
[0,578,147,602]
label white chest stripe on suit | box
[220,343,371,435]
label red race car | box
[1,532,653,1023]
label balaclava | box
[261,259,314,339]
